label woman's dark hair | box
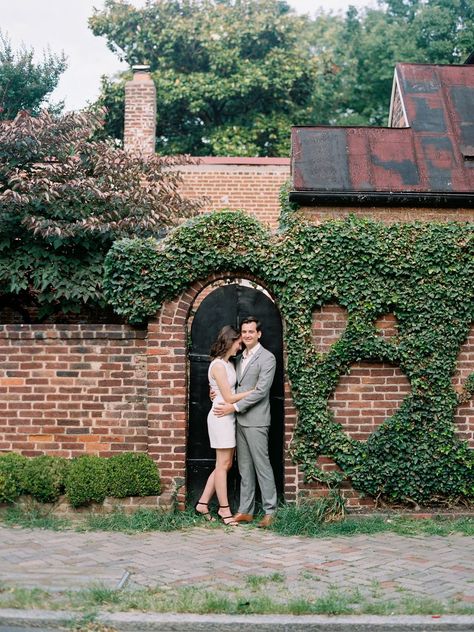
[210,325,240,359]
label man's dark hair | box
[240,316,262,332]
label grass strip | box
[0,581,473,616]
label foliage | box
[107,452,161,498]
[271,506,474,538]
[104,210,474,505]
[0,452,28,503]
[89,0,474,147]
[83,507,200,533]
[23,455,69,503]
[2,505,71,530]
[0,32,67,121]
[65,455,109,508]
[271,492,345,535]
[0,109,202,320]
[0,452,162,508]
[89,0,317,156]
[306,0,474,126]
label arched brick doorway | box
[147,273,298,508]
[187,279,284,508]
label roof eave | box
[288,191,474,208]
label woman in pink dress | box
[194,326,253,525]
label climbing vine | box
[104,210,474,504]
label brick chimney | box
[123,65,156,156]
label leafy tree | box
[307,0,474,126]
[91,0,473,151]
[0,109,202,321]
[90,0,318,156]
[0,32,67,121]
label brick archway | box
[147,273,298,507]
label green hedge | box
[0,453,28,503]
[104,210,474,505]
[24,455,69,503]
[107,452,162,499]
[0,452,161,508]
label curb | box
[1,609,474,631]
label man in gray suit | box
[214,316,277,528]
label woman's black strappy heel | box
[218,505,239,526]
[194,501,215,522]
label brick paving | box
[0,525,473,609]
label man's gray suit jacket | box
[235,346,276,427]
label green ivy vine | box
[104,210,474,504]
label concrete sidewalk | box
[0,524,473,630]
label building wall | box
[179,158,290,230]
[2,300,472,508]
[2,64,472,506]
[0,325,147,456]
[298,207,474,225]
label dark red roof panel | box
[291,62,474,197]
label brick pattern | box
[304,309,407,505]
[0,306,470,509]
[299,456,376,509]
[329,362,411,441]
[298,357,411,506]
[299,207,474,224]
[375,312,399,340]
[312,304,348,353]
[452,323,474,448]
[124,69,157,157]
[0,325,147,457]
[179,162,289,230]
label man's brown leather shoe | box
[257,514,274,528]
[233,513,253,523]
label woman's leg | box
[215,448,235,520]
[195,471,215,515]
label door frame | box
[186,277,285,508]
[146,272,299,508]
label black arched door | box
[187,283,284,508]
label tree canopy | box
[0,110,202,321]
[0,32,67,121]
[90,0,474,153]
[307,0,474,126]
[90,0,318,156]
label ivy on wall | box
[104,210,474,504]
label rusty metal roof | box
[290,62,474,206]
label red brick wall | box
[328,363,411,441]
[312,304,348,353]
[298,456,376,509]
[453,323,474,448]
[299,207,474,224]
[124,68,157,157]
[179,158,290,230]
[1,303,471,508]
[0,325,147,457]
[302,305,411,506]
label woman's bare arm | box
[212,363,253,404]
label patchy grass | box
[77,507,202,533]
[1,502,473,538]
[245,573,285,590]
[270,503,474,538]
[1,505,72,530]
[0,581,473,617]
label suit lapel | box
[236,354,243,382]
[239,346,263,383]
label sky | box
[1,0,377,112]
